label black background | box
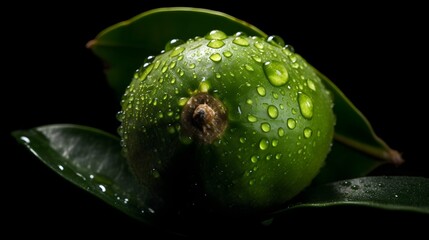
[4,1,428,237]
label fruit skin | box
[118,31,335,214]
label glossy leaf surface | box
[12,124,163,224]
[87,7,266,95]
[13,125,426,228]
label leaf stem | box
[334,133,404,166]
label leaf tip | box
[386,149,404,166]
[11,129,25,142]
[86,39,97,49]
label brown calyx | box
[181,93,227,144]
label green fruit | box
[118,30,335,214]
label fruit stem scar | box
[181,93,227,144]
[192,103,215,133]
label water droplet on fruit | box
[278,127,285,137]
[307,79,316,91]
[252,55,262,63]
[207,39,225,49]
[263,61,289,86]
[209,53,222,62]
[153,60,161,69]
[261,122,271,132]
[178,97,188,106]
[272,92,279,99]
[116,111,124,121]
[169,61,176,69]
[284,44,295,53]
[266,35,285,47]
[234,32,247,37]
[247,114,258,123]
[254,41,264,49]
[259,138,269,150]
[138,63,154,81]
[143,55,155,64]
[199,81,210,92]
[223,51,232,58]
[244,64,254,72]
[257,86,266,96]
[233,36,250,46]
[165,39,184,51]
[298,92,314,119]
[267,105,279,119]
[287,118,296,129]
[303,127,313,138]
[205,30,227,40]
[169,46,185,57]
[271,139,279,147]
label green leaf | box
[12,126,427,236]
[87,7,266,96]
[11,124,164,224]
[312,69,403,184]
[88,7,403,183]
[283,176,429,214]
